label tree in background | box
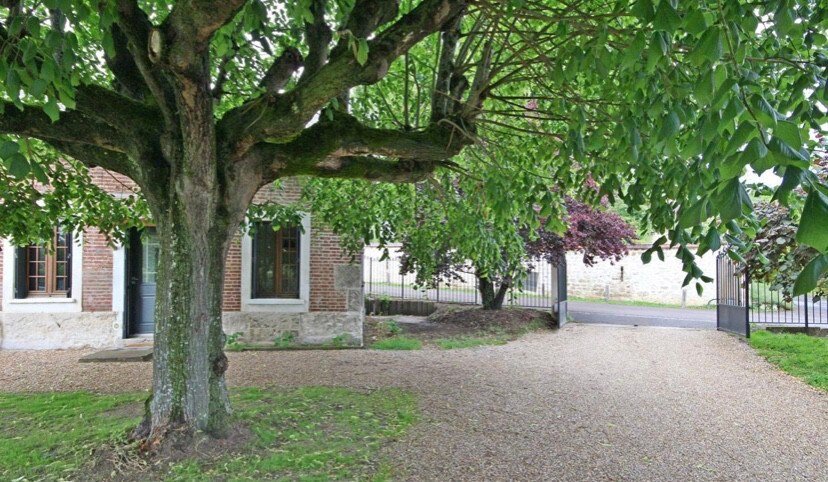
[406,197,637,311]
[1,0,827,441]
[740,152,828,299]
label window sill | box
[246,298,305,305]
[9,298,77,304]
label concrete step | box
[79,348,153,363]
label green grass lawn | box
[750,330,828,391]
[0,387,417,481]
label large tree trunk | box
[134,67,252,440]
[146,210,233,438]
[478,275,510,310]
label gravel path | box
[2,324,827,481]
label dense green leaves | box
[797,190,828,252]
[688,27,723,65]
[0,0,825,289]
[713,179,752,223]
[794,254,828,296]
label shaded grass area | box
[371,337,423,350]
[367,309,551,350]
[0,387,417,481]
[750,330,828,391]
[0,392,141,479]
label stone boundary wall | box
[566,246,717,307]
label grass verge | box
[0,387,417,481]
[750,330,828,391]
[371,337,423,350]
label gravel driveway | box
[2,324,827,481]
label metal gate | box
[716,252,750,337]
[552,259,568,328]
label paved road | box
[569,301,716,329]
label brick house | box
[0,169,363,349]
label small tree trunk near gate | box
[478,275,510,310]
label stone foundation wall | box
[222,312,363,346]
[0,312,120,350]
[1,309,364,349]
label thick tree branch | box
[160,0,246,74]
[73,85,163,139]
[47,140,136,177]
[113,0,177,126]
[0,103,138,177]
[104,23,148,100]
[246,112,471,184]
[218,0,468,156]
[0,103,129,153]
[301,0,332,80]
[283,156,445,182]
[431,13,463,121]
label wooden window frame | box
[23,229,71,298]
[252,223,301,299]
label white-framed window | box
[240,214,311,312]
[2,231,83,313]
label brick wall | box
[82,228,114,312]
[223,237,243,311]
[3,171,357,315]
[88,168,139,195]
[309,230,353,311]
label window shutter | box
[251,225,258,297]
[14,246,28,299]
[65,232,73,298]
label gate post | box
[804,293,809,331]
[744,270,751,338]
[716,254,721,331]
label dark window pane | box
[253,223,301,299]
[56,231,69,248]
[142,233,160,284]
[254,224,277,297]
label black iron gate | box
[552,259,568,328]
[716,252,750,337]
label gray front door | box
[128,228,159,336]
